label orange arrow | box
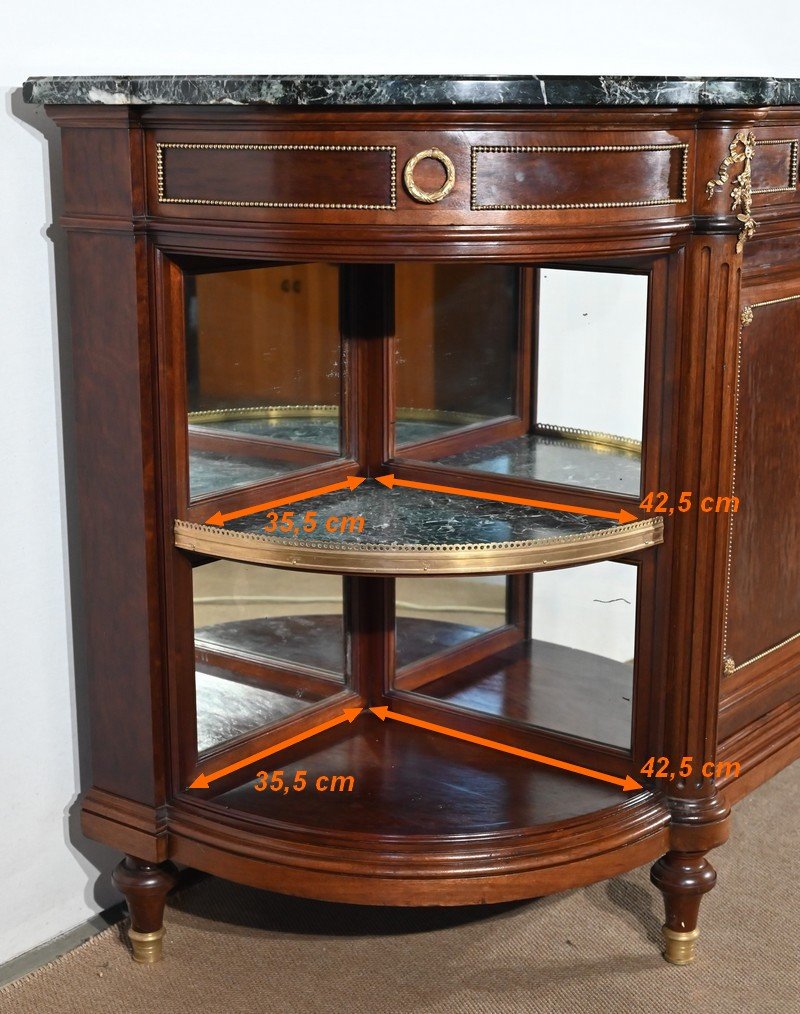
[370,707,641,791]
[189,707,363,789]
[206,475,365,526]
[376,475,637,525]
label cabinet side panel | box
[68,229,165,804]
[727,296,800,667]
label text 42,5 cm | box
[639,491,740,515]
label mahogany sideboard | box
[23,74,800,967]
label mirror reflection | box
[185,263,342,500]
[193,561,346,754]
[394,264,520,447]
[398,563,636,750]
[399,265,647,497]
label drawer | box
[145,120,698,230]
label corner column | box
[652,117,756,962]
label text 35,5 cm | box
[263,510,365,536]
[254,769,356,794]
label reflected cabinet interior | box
[35,91,800,970]
[176,260,653,775]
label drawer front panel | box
[156,142,396,210]
[752,138,799,194]
[471,143,689,210]
[146,121,696,230]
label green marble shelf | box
[176,482,661,576]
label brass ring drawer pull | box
[403,148,456,203]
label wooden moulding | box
[164,789,671,906]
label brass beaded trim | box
[470,143,690,211]
[722,292,800,674]
[534,423,642,455]
[743,292,800,310]
[156,142,397,210]
[189,404,340,424]
[175,516,662,576]
[752,138,799,194]
[188,404,487,427]
[732,631,800,673]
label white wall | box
[2,0,798,967]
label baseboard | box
[0,865,206,989]
[0,902,126,989]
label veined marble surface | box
[436,431,641,497]
[22,75,800,107]
[221,482,618,547]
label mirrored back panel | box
[396,264,648,498]
[185,263,343,501]
[192,560,348,755]
[394,264,522,448]
[395,563,637,751]
[396,575,510,670]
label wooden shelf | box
[201,716,636,836]
[176,482,661,575]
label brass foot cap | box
[662,925,699,965]
[128,926,165,964]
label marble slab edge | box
[21,75,800,107]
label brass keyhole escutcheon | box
[403,148,456,203]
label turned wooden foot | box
[650,851,717,965]
[112,856,178,963]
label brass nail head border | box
[156,141,397,211]
[723,291,800,675]
[470,142,690,211]
[752,138,799,194]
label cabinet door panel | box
[726,294,800,670]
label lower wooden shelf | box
[170,718,669,905]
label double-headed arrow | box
[371,707,642,791]
[376,475,637,525]
[189,707,363,789]
[189,705,641,792]
[205,475,365,526]
[204,473,637,528]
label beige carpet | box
[2,762,798,1014]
